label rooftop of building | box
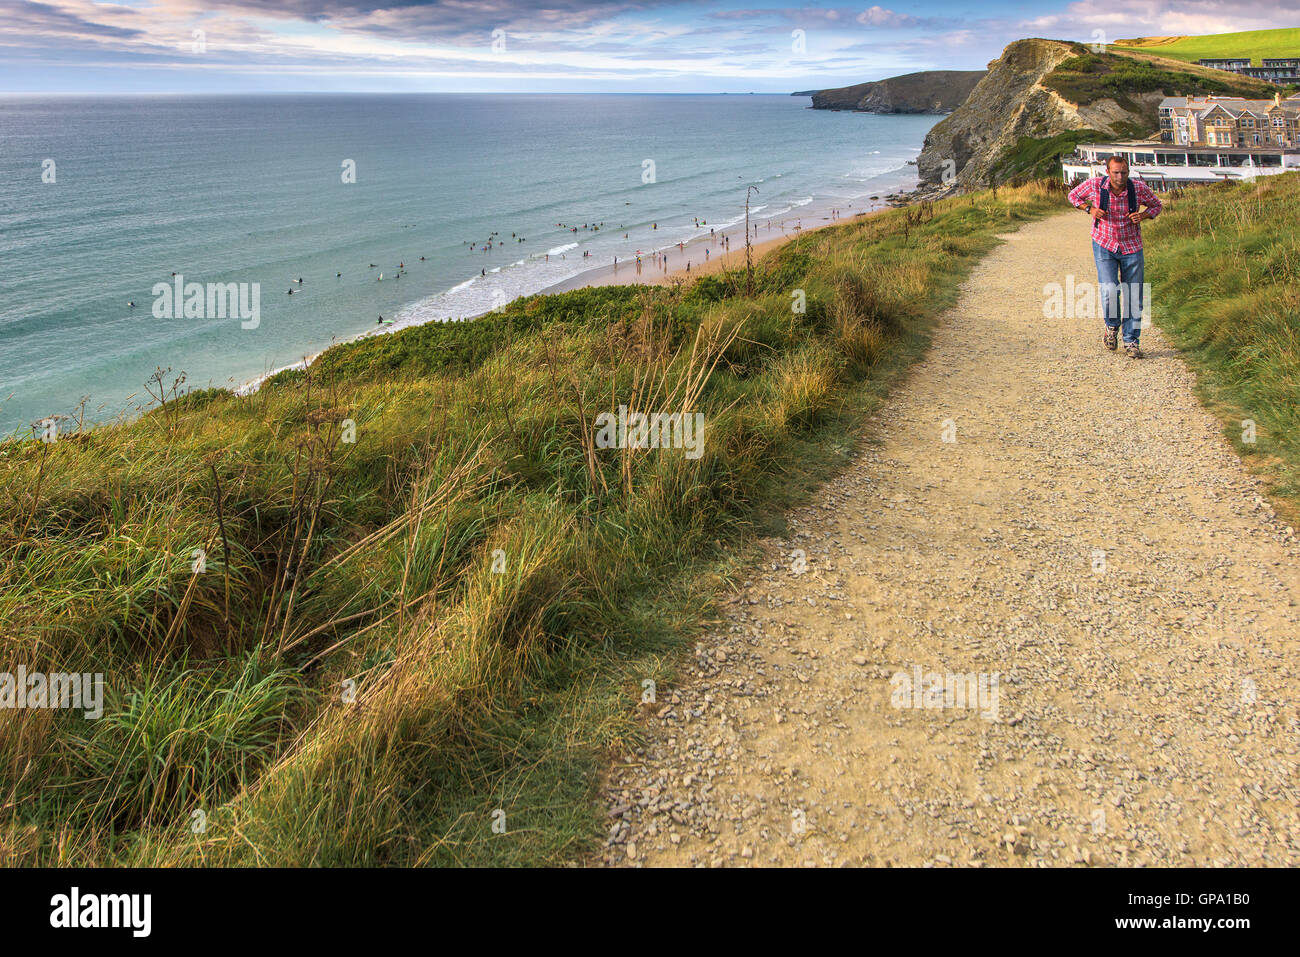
[1075,140,1300,155]
[1159,93,1300,115]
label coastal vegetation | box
[1042,50,1273,114]
[0,181,1062,866]
[991,129,1111,184]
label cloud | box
[0,0,144,41]
[8,0,1298,92]
[711,6,947,29]
[1020,0,1300,39]
[856,6,922,28]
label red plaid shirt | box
[1067,176,1163,254]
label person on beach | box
[1068,155,1162,359]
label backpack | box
[1092,177,1137,231]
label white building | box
[1062,140,1300,188]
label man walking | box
[1067,156,1162,358]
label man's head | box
[1105,155,1130,192]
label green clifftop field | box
[1114,28,1300,65]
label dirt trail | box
[599,210,1300,867]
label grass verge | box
[1147,171,1300,523]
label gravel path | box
[598,210,1300,868]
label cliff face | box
[918,39,1097,189]
[809,70,986,113]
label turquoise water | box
[0,94,934,435]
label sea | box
[0,93,936,436]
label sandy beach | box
[541,197,898,295]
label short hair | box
[1106,155,1129,170]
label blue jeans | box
[1092,242,1145,344]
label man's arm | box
[1067,177,1096,210]
[1133,179,1163,221]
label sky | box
[1,0,1297,93]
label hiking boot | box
[1124,341,1142,359]
[1103,327,1118,351]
